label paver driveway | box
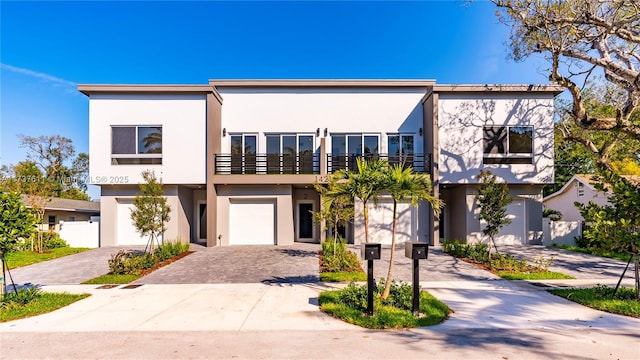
[133,243,321,284]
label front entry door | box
[297,201,314,242]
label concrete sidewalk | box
[2,280,638,333]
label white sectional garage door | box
[229,200,275,245]
[116,200,148,246]
[367,200,415,245]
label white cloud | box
[1,63,77,88]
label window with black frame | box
[483,126,533,164]
[111,126,162,165]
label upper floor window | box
[331,134,379,155]
[266,134,315,174]
[483,126,533,164]
[111,126,162,165]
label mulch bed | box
[138,251,194,277]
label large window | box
[331,134,379,171]
[230,134,257,174]
[388,134,414,167]
[483,126,533,164]
[266,134,315,174]
[111,126,162,165]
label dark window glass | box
[363,135,378,154]
[388,135,400,155]
[332,136,346,154]
[112,127,136,154]
[402,135,414,154]
[230,136,243,155]
[348,135,362,154]
[138,127,162,154]
[509,126,533,154]
[244,136,257,154]
[483,126,507,155]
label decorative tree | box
[494,0,640,170]
[329,157,388,244]
[576,171,640,299]
[380,164,442,299]
[314,178,354,254]
[131,170,171,254]
[0,192,37,294]
[476,170,513,259]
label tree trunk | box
[635,254,639,301]
[381,201,398,300]
[363,201,370,243]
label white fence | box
[59,217,100,248]
[542,219,581,247]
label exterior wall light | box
[419,128,423,136]
[223,128,226,137]
[316,128,320,137]
[324,128,328,137]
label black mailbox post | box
[405,242,429,316]
[361,243,381,316]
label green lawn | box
[320,271,367,282]
[0,292,90,322]
[549,286,640,318]
[551,245,630,262]
[82,274,140,284]
[4,248,90,268]
[498,271,575,280]
[319,288,451,329]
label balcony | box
[214,153,321,175]
[214,153,431,175]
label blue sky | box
[1,0,551,199]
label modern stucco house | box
[78,80,561,247]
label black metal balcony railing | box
[214,153,431,175]
[214,153,321,175]
[327,153,430,173]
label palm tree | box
[329,157,388,244]
[381,164,442,299]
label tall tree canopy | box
[495,0,640,169]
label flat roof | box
[210,79,436,87]
[433,84,564,94]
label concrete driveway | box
[133,243,321,284]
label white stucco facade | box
[88,94,207,185]
[438,93,555,185]
[80,81,561,248]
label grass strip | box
[319,289,451,329]
[320,271,367,282]
[549,286,640,318]
[4,248,90,268]
[0,292,90,323]
[82,274,140,284]
[498,271,575,280]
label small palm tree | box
[381,164,442,299]
[329,157,388,244]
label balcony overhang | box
[212,174,325,185]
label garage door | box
[494,199,526,245]
[229,200,275,245]
[367,200,415,245]
[117,200,148,246]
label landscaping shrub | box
[490,254,528,272]
[1,287,42,310]
[108,250,144,275]
[337,280,415,312]
[21,231,69,252]
[108,240,190,275]
[155,239,189,261]
[321,237,362,273]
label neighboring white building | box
[543,174,614,222]
[79,80,562,247]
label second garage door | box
[229,199,276,245]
